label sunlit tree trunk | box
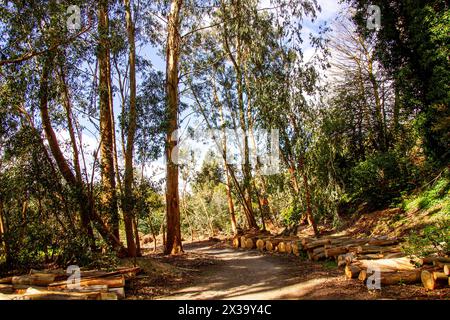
[164,0,183,255]
[98,0,119,240]
[220,0,257,230]
[299,156,319,236]
[122,0,138,257]
[216,87,238,235]
[0,196,10,265]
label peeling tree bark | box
[98,0,119,241]
[122,0,138,258]
[164,0,184,255]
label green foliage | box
[347,0,450,164]
[403,220,450,258]
[400,169,450,257]
[280,202,302,227]
[347,152,413,210]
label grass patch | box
[402,170,450,212]
[399,169,450,257]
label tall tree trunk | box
[220,0,257,230]
[0,196,10,265]
[59,65,82,183]
[98,0,119,240]
[122,0,138,257]
[299,156,319,236]
[236,34,256,229]
[217,89,238,235]
[164,0,183,255]
[366,52,385,151]
[132,216,141,257]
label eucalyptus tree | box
[0,0,128,256]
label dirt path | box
[156,241,375,300]
[161,243,331,299]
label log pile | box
[419,257,450,290]
[344,254,450,290]
[232,231,450,291]
[0,267,140,300]
[303,236,400,262]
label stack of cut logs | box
[344,255,450,290]
[232,232,450,290]
[0,266,140,300]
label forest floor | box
[125,239,449,300]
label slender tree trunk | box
[164,0,183,255]
[98,0,119,240]
[393,84,400,137]
[132,216,141,257]
[0,197,10,265]
[59,65,82,183]
[236,44,256,230]
[122,0,138,257]
[367,57,385,151]
[217,94,238,234]
[220,0,257,230]
[299,156,319,236]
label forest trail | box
[157,241,368,300]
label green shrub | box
[403,219,450,257]
[348,151,413,210]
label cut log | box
[301,237,316,247]
[0,277,13,284]
[48,275,125,289]
[444,264,450,276]
[353,257,416,272]
[338,253,355,267]
[358,269,367,281]
[256,239,266,251]
[432,261,450,269]
[338,238,370,247]
[265,238,283,251]
[358,269,421,285]
[345,265,362,279]
[325,246,349,258]
[278,241,287,253]
[419,256,450,265]
[379,270,421,285]
[79,267,140,280]
[240,236,247,249]
[312,246,327,256]
[356,245,401,254]
[47,284,108,293]
[291,241,301,256]
[245,237,257,249]
[0,284,13,294]
[368,239,399,246]
[303,239,332,250]
[15,287,99,300]
[421,270,449,290]
[382,252,405,259]
[12,274,57,286]
[232,236,240,249]
[285,242,292,254]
